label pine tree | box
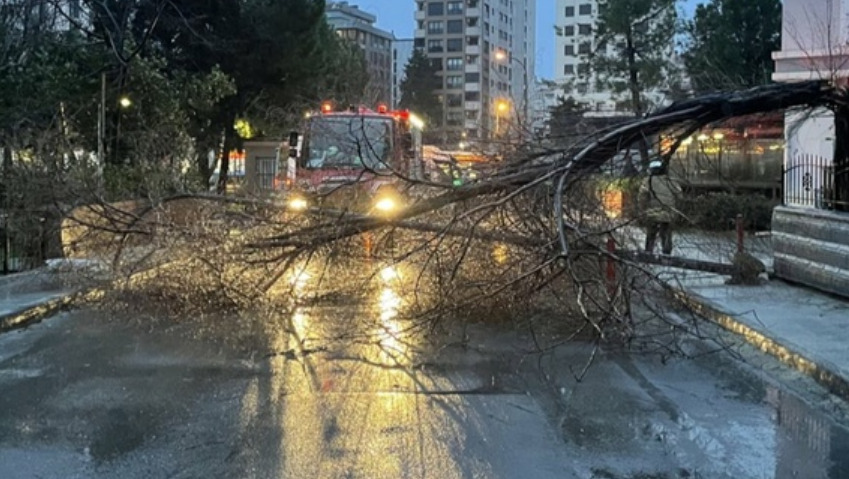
[398,49,443,129]
[683,0,781,93]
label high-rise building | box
[326,2,394,105]
[415,0,536,148]
[392,38,416,108]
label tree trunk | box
[216,126,237,195]
[626,27,651,172]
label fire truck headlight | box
[287,196,309,212]
[374,196,398,213]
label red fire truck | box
[283,102,437,215]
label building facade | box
[770,0,849,299]
[326,2,394,105]
[414,0,536,148]
[392,38,416,108]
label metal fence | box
[783,154,843,209]
[256,157,278,191]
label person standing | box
[639,160,682,255]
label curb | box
[673,287,849,402]
[0,288,105,334]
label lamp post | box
[494,50,529,132]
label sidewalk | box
[628,226,849,401]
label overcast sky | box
[366,0,703,80]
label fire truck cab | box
[284,102,429,215]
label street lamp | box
[118,96,132,108]
[494,49,529,134]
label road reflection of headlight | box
[378,287,404,356]
[287,196,309,211]
[492,243,509,264]
[288,264,311,297]
[380,265,400,283]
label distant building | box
[414,0,537,147]
[392,38,416,109]
[326,2,394,105]
[529,80,562,138]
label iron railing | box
[783,154,849,210]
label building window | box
[447,1,463,14]
[578,24,591,35]
[465,72,480,83]
[564,45,574,56]
[468,0,478,8]
[564,6,574,16]
[447,93,463,107]
[466,54,478,64]
[468,36,479,46]
[446,75,464,88]
[447,20,463,34]
[563,64,575,75]
[430,58,443,70]
[578,42,591,54]
[465,109,478,119]
[563,25,574,36]
[577,63,590,75]
[428,39,444,52]
[446,57,464,70]
[447,38,463,52]
[428,21,444,34]
[428,2,445,15]
[414,38,425,48]
[447,111,464,126]
[579,4,591,15]
[467,17,478,27]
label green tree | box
[398,49,443,131]
[130,0,366,192]
[577,0,678,171]
[683,0,781,93]
[585,0,678,118]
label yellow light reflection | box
[380,265,401,283]
[492,243,510,264]
[288,264,312,297]
[377,287,405,358]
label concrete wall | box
[772,205,849,298]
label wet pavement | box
[1,264,849,478]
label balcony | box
[465,45,480,55]
[415,10,426,21]
[465,26,481,36]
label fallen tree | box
[61,80,843,359]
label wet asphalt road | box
[1,265,849,478]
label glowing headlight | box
[374,197,397,212]
[288,196,309,211]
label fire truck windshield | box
[305,116,392,170]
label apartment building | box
[415,0,536,147]
[326,2,394,105]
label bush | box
[677,192,778,231]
